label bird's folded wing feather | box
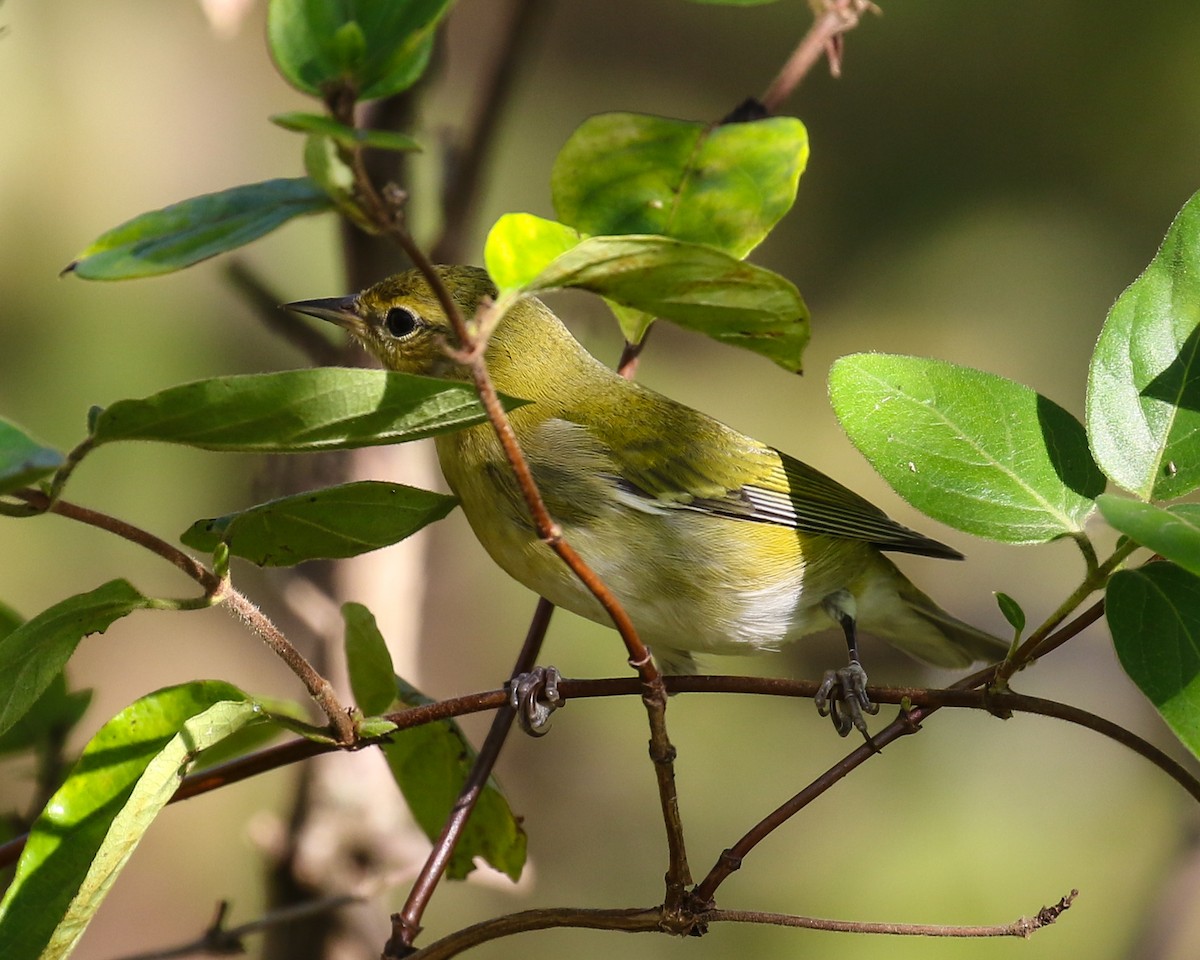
[530,405,961,560]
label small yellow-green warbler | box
[288,266,1004,734]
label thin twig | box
[223,591,354,744]
[690,697,924,905]
[996,539,1135,679]
[11,489,355,744]
[760,0,880,113]
[386,598,555,952]
[703,893,1079,937]
[105,895,362,960]
[402,890,1076,960]
[3,666,1194,874]
[408,907,665,960]
[14,488,215,585]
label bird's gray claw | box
[815,661,879,740]
[509,666,564,736]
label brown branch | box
[403,890,1077,960]
[386,598,555,953]
[408,907,666,959]
[3,667,1194,875]
[10,489,355,744]
[759,0,881,113]
[704,892,1078,937]
[222,590,354,744]
[15,488,216,586]
[104,896,361,960]
[687,596,1200,905]
[379,265,696,917]
[402,234,660,680]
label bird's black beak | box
[283,295,364,334]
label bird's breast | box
[435,423,871,657]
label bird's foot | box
[509,666,564,736]
[815,661,879,740]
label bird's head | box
[285,265,496,379]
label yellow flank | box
[286,266,1006,677]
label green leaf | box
[0,682,263,960]
[383,679,526,881]
[1087,189,1200,500]
[342,602,398,716]
[994,592,1026,635]
[181,481,456,567]
[0,599,92,759]
[303,134,376,232]
[64,178,334,281]
[0,417,64,495]
[552,113,808,259]
[0,580,154,739]
[0,599,21,636]
[267,0,451,100]
[829,354,1105,542]
[1098,496,1200,576]
[188,696,306,771]
[485,216,809,372]
[1107,563,1200,757]
[0,672,92,759]
[357,716,398,739]
[91,369,519,453]
[271,112,422,151]
[484,214,582,295]
[605,300,657,346]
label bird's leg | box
[509,666,564,736]
[815,590,880,740]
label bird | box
[286,265,1006,735]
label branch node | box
[659,896,705,938]
[385,912,421,958]
[1023,888,1078,937]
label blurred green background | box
[2,1,1199,958]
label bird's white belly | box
[460,493,840,659]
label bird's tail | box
[857,555,1009,669]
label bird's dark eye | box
[384,306,420,338]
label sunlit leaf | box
[64,179,333,280]
[1087,188,1200,500]
[485,215,809,371]
[484,214,581,295]
[0,682,263,960]
[830,354,1104,542]
[552,112,807,258]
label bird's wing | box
[542,397,962,561]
